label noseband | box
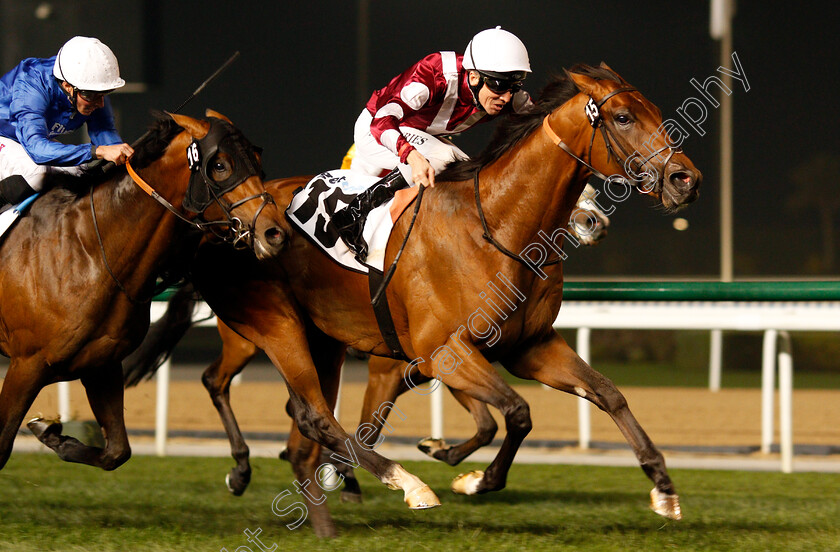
[541,86,681,193]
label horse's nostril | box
[264,226,286,247]
[669,170,694,187]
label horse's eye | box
[615,113,631,125]
[209,156,233,181]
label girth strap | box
[368,269,409,360]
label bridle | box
[476,84,680,267]
[541,86,681,194]
[123,160,274,250]
[91,118,274,303]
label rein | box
[370,184,426,306]
[125,159,273,245]
[473,169,560,267]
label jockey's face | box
[60,81,106,116]
[469,71,513,116]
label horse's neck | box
[478,127,589,251]
[90,169,188,291]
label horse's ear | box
[568,71,598,95]
[599,61,628,84]
[167,112,210,139]
[205,109,233,124]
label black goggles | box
[481,75,524,95]
[76,88,113,102]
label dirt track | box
[20,374,840,449]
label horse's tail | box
[123,283,200,388]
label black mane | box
[437,64,622,183]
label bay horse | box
[137,64,701,536]
[124,296,499,502]
[0,109,284,472]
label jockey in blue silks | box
[0,36,134,208]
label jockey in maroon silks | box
[334,27,607,260]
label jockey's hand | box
[406,150,435,188]
[95,143,135,166]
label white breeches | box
[0,136,83,191]
[349,110,470,185]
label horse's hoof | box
[417,437,447,457]
[451,470,484,495]
[650,487,682,520]
[404,485,441,509]
[340,491,363,504]
[225,473,248,496]
[27,417,62,441]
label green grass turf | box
[1,453,839,551]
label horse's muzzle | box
[254,224,287,260]
[662,164,702,211]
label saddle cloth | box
[285,170,417,273]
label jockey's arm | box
[94,143,134,165]
[404,149,435,188]
[87,99,133,165]
[11,85,95,166]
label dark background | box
[2,0,838,278]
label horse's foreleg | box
[414,336,531,495]
[505,332,680,520]
[29,364,131,470]
[280,328,345,537]
[0,359,49,470]
[203,320,258,496]
[285,422,337,538]
[419,387,498,466]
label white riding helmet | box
[462,26,531,78]
[52,36,125,91]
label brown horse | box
[0,109,284,472]
[124,297,494,502]
[137,64,701,536]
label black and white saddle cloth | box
[286,170,400,273]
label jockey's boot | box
[331,169,407,261]
[0,175,37,211]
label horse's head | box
[164,110,286,259]
[559,63,702,212]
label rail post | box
[577,327,592,450]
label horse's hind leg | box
[411,336,532,496]
[366,356,498,467]
[202,319,258,496]
[505,332,680,520]
[0,359,49,470]
[419,386,497,466]
[29,363,131,470]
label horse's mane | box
[130,112,185,169]
[45,112,184,205]
[436,64,622,183]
